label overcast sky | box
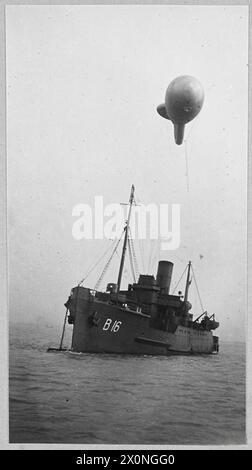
[7,5,247,341]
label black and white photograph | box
[3,2,248,447]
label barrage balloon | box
[157,75,204,145]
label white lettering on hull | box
[103,318,122,333]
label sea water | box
[9,322,246,445]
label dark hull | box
[70,289,216,355]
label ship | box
[58,185,219,356]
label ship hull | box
[70,290,216,355]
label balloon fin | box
[157,103,170,120]
[173,122,185,145]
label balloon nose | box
[165,75,204,125]
[173,122,185,145]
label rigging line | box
[138,237,146,273]
[94,232,124,291]
[132,190,146,273]
[157,238,161,270]
[133,190,141,204]
[147,239,152,274]
[171,265,188,295]
[147,238,155,274]
[191,264,205,313]
[183,118,198,193]
[151,239,159,274]
[78,238,116,286]
[114,247,132,283]
[151,239,160,275]
[122,262,131,284]
[129,227,140,277]
[184,139,190,193]
[127,238,136,283]
[78,238,110,283]
[128,238,136,281]
[186,118,197,141]
[151,239,159,277]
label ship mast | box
[117,184,135,292]
[184,260,192,302]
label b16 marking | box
[103,318,122,333]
